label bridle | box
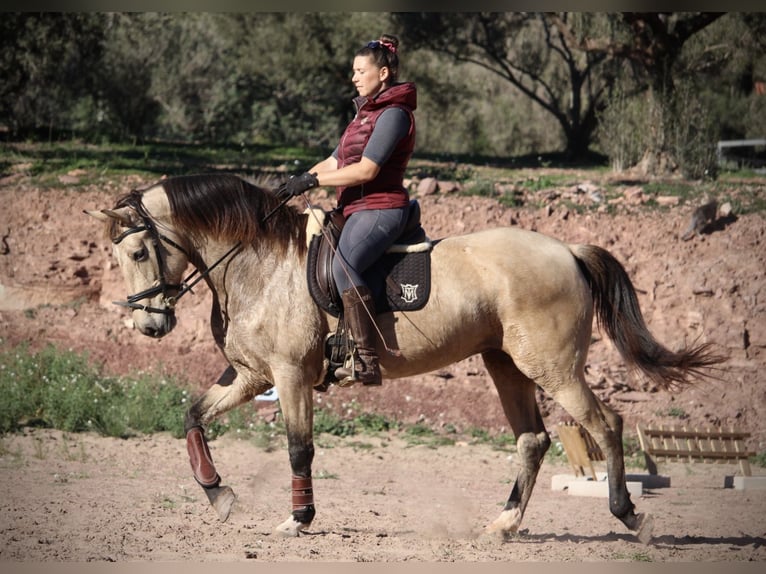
[111,190,241,316]
[110,187,291,316]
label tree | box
[395,12,727,173]
[0,13,106,139]
[95,13,164,141]
[548,12,725,175]
[393,12,620,160]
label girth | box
[306,199,432,318]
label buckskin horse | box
[86,173,721,543]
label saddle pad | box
[367,249,431,314]
[306,234,431,317]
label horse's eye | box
[132,247,148,262]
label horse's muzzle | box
[134,309,177,338]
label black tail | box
[573,244,725,390]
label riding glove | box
[277,172,319,200]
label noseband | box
[111,190,240,316]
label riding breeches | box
[332,206,409,294]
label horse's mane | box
[125,174,307,255]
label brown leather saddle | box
[306,199,433,318]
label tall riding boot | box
[334,286,382,386]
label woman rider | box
[277,34,417,387]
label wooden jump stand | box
[556,421,605,480]
[554,421,759,494]
[635,424,755,477]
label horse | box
[86,173,722,542]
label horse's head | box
[85,186,189,338]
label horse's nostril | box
[144,326,160,338]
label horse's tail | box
[571,244,725,390]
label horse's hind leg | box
[481,350,551,538]
[184,365,264,522]
[548,378,653,543]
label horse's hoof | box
[485,508,521,536]
[205,485,236,522]
[635,512,654,545]
[274,515,308,537]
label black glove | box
[276,172,319,201]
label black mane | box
[158,173,307,253]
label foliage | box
[0,14,107,139]
[752,451,766,468]
[0,140,326,183]
[3,12,763,175]
[0,343,189,437]
[3,343,764,470]
[595,82,651,172]
[467,427,517,452]
[394,13,617,159]
[313,407,359,438]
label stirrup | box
[334,353,382,386]
[334,353,360,387]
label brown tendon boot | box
[334,286,382,386]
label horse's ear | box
[84,208,134,227]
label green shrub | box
[0,343,190,437]
[752,451,766,468]
[313,407,357,437]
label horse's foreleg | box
[482,350,551,538]
[272,370,316,537]
[184,365,251,522]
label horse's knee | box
[538,431,551,456]
[184,405,202,434]
[598,403,623,436]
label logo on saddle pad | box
[400,283,419,304]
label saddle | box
[306,199,433,318]
[305,200,433,390]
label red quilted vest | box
[336,82,416,216]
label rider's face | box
[351,55,389,98]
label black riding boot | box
[334,286,382,386]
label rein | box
[110,189,289,316]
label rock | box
[576,182,600,195]
[437,180,462,194]
[656,195,680,206]
[623,186,645,204]
[416,177,438,196]
[745,318,766,348]
[692,287,714,296]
